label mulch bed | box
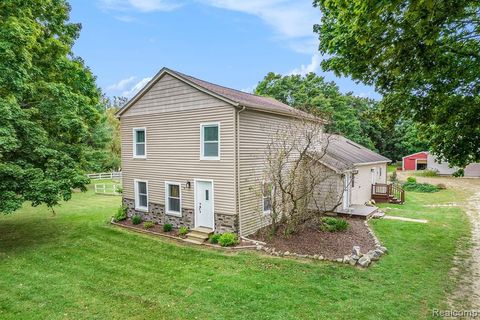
[250,217,376,259]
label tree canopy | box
[0,0,106,213]
[313,0,479,167]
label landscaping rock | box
[357,255,371,267]
[343,255,351,264]
[284,251,290,256]
[366,250,382,261]
[352,246,361,259]
[335,258,343,263]
[349,258,357,266]
[376,246,388,254]
[256,245,262,251]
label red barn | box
[402,151,428,171]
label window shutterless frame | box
[132,127,147,159]
[200,122,220,160]
[262,181,273,214]
[134,179,148,212]
[165,181,182,216]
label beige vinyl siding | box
[238,109,300,236]
[121,74,236,217]
[309,162,343,211]
[351,163,387,205]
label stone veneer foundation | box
[123,198,238,233]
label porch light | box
[185,181,191,189]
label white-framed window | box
[262,181,273,214]
[134,179,148,211]
[165,182,181,216]
[133,128,146,158]
[200,122,220,160]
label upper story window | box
[200,123,220,160]
[165,182,181,216]
[135,179,148,211]
[133,128,146,158]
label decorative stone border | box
[111,220,257,251]
[253,220,388,268]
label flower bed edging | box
[111,220,257,251]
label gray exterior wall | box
[120,73,237,232]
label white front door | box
[343,174,351,210]
[195,180,214,229]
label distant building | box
[402,152,480,177]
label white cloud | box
[100,0,181,12]
[200,1,319,39]
[121,77,153,98]
[287,53,321,76]
[106,76,137,91]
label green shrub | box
[178,226,189,237]
[402,181,439,193]
[143,221,154,229]
[209,233,221,244]
[407,176,417,183]
[320,217,349,232]
[113,206,127,222]
[415,169,438,177]
[131,214,142,225]
[116,186,123,194]
[218,233,238,247]
[163,223,173,232]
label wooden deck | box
[337,205,379,219]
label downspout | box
[235,106,246,235]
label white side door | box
[195,180,214,229]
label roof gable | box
[117,67,319,120]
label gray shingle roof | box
[169,69,314,118]
[316,135,391,172]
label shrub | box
[407,176,417,183]
[389,171,398,183]
[163,223,173,232]
[143,221,154,229]
[218,233,238,247]
[402,181,439,193]
[209,233,221,244]
[453,169,464,177]
[320,217,349,232]
[178,226,189,237]
[116,186,123,194]
[132,214,142,225]
[415,169,438,177]
[113,206,127,222]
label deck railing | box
[371,183,405,204]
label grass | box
[387,164,398,173]
[0,184,472,319]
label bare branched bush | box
[262,117,352,236]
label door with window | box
[342,174,351,210]
[195,180,214,229]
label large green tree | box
[0,0,105,213]
[313,0,479,167]
[255,72,376,149]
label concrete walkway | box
[383,215,428,223]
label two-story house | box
[116,67,391,237]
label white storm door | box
[195,180,214,229]
[343,174,351,210]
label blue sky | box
[69,0,379,100]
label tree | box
[0,1,105,213]
[313,0,480,167]
[262,118,348,235]
[255,72,376,149]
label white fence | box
[86,172,122,180]
[94,184,122,196]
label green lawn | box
[0,184,471,319]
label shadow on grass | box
[0,216,62,256]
